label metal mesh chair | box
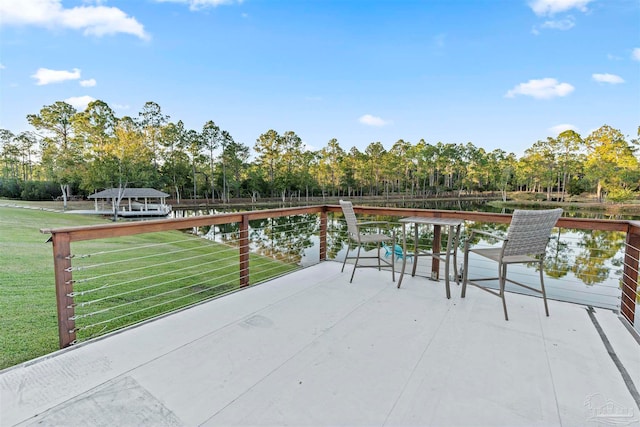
[461,208,563,320]
[339,200,396,283]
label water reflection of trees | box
[328,218,349,260]
[570,230,624,285]
[464,224,624,286]
[383,219,624,287]
[544,231,570,279]
[201,214,319,265]
[197,211,625,288]
[202,223,240,246]
[543,228,624,285]
[249,214,317,264]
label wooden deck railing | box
[42,205,639,348]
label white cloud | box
[0,63,5,69]
[113,103,130,110]
[32,67,81,85]
[592,73,624,84]
[505,78,574,99]
[549,124,578,135]
[529,0,593,16]
[154,0,243,11]
[64,95,95,110]
[632,48,640,62]
[80,78,97,87]
[0,0,149,40]
[358,114,391,127]
[540,17,575,30]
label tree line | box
[1,100,638,206]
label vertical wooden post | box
[239,215,250,288]
[51,232,76,348]
[622,229,639,325]
[319,210,327,261]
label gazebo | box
[88,188,171,217]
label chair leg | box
[350,245,362,283]
[500,263,509,321]
[341,242,350,273]
[539,261,550,317]
[452,251,458,285]
[391,236,395,282]
[452,225,461,284]
[461,244,470,298]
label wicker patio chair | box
[339,200,396,283]
[461,208,563,320]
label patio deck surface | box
[1,261,639,426]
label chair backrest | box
[503,208,563,257]
[339,200,360,239]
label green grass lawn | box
[0,206,111,369]
[0,204,296,370]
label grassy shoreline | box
[491,197,640,216]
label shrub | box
[20,181,62,200]
[606,188,635,203]
[0,179,21,198]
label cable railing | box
[42,207,328,347]
[42,205,639,348]
[621,237,640,322]
[68,232,245,341]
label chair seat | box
[360,234,393,244]
[470,247,538,264]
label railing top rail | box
[627,220,640,235]
[40,204,632,243]
[40,206,326,242]
[325,205,630,232]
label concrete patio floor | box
[2,261,639,426]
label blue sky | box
[1,0,638,156]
